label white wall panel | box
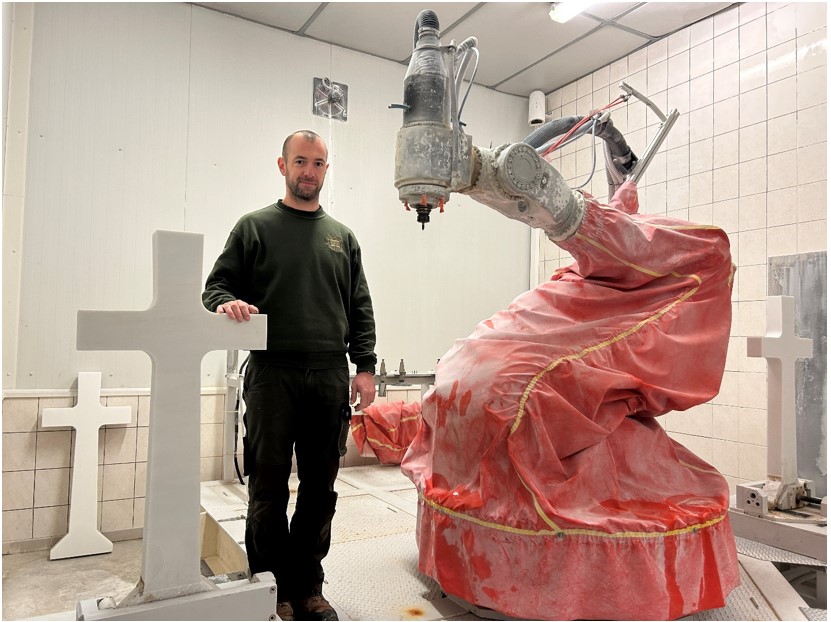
[18,3,191,389]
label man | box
[203,130,377,621]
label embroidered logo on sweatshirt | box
[326,234,344,253]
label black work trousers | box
[242,364,350,602]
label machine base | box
[76,573,276,621]
[729,496,827,563]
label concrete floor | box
[2,538,142,620]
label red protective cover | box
[401,182,740,620]
[351,401,421,465]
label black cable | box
[233,353,251,485]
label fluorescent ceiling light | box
[549,1,594,23]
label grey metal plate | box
[337,465,414,489]
[736,536,827,567]
[287,473,359,499]
[391,488,420,504]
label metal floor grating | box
[288,493,417,545]
[324,531,445,621]
[682,564,777,621]
[801,607,827,621]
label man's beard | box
[289,177,321,202]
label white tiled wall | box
[537,3,826,491]
[3,394,149,546]
[3,391,229,548]
[1,386,421,549]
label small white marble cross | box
[76,230,266,602]
[42,371,131,560]
[747,296,813,485]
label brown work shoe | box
[297,593,338,621]
[276,601,295,621]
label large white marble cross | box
[42,371,131,560]
[747,296,813,485]
[76,230,266,603]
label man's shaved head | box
[282,130,327,161]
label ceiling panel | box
[582,2,642,21]
[616,2,733,37]
[196,2,321,32]
[497,26,649,96]
[189,2,737,97]
[441,3,598,88]
[306,2,478,63]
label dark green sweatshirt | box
[202,201,377,374]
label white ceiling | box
[192,2,735,97]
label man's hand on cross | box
[217,299,260,322]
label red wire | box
[541,95,628,159]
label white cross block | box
[77,230,266,603]
[42,371,131,560]
[747,296,813,486]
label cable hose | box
[233,353,251,485]
[234,448,244,484]
[604,141,627,201]
[524,115,636,164]
[457,47,479,121]
[523,116,583,148]
[595,119,637,164]
[525,114,638,200]
[597,118,637,200]
[574,118,599,189]
[456,36,477,52]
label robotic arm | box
[392,9,583,240]
[392,10,678,240]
